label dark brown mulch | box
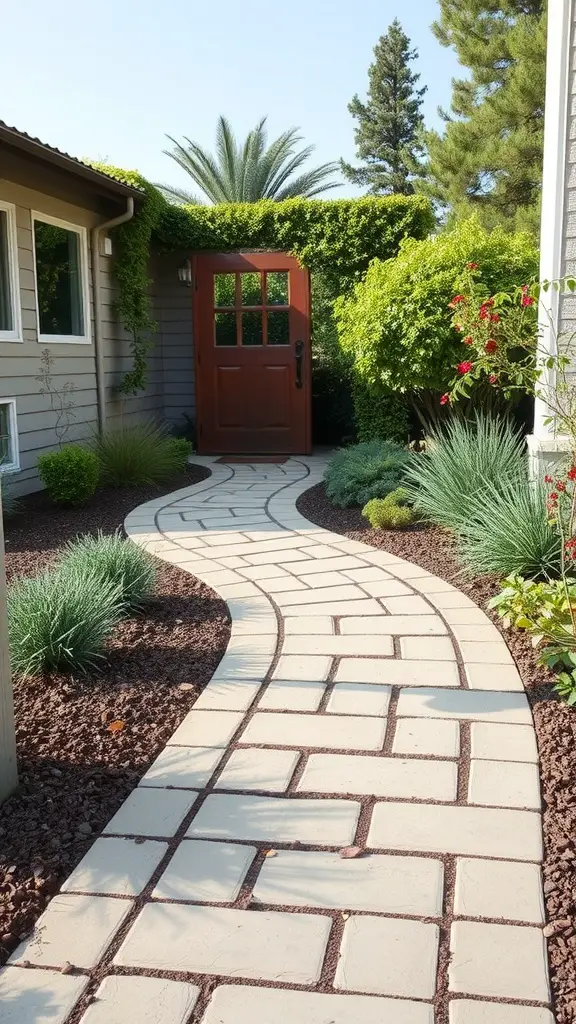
[0,467,231,965]
[298,482,576,1024]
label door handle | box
[295,340,304,389]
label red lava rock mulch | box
[0,467,230,966]
[298,481,576,1024]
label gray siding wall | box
[0,177,169,495]
[151,252,196,436]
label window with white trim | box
[32,213,90,344]
[0,201,21,341]
[0,399,19,472]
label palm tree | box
[157,116,340,204]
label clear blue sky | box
[2,0,461,199]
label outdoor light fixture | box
[178,259,193,287]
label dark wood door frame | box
[192,251,312,455]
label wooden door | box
[194,252,311,454]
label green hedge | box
[335,218,539,407]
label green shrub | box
[325,440,411,508]
[457,478,561,578]
[37,445,100,506]
[334,218,539,407]
[58,531,157,611]
[166,436,193,470]
[352,375,410,443]
[362,488,414,529]
[404,414,526,533]
[7,567,123,677]
[92,419,190,487]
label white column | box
[0,490,17,803]
[533,0,573,438]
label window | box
[0,201,21,341]
[32,213,90,343]
[213,270,290,347]
[0,399,19,472]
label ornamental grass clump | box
[57,531,157,612]
[92,420,192,487]
[324,440,411,508]
[404,414,525,533]
[456,477,561,579]
[7,567,124,677]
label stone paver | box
[299,752,457,801]
[61,837,167,896]
[0,967,88,1024]
[468,759,541,809]
[393,717,460,757]
[10,894,131,968]
[243,711,386,750]
[79,976,200,1024]
[454,858,545,923]
[253,849,444,915]
[449,921,550,1001]
[10,455,546,1023]
[114,904,331,984]
[335,916,439,998]
[139,745,223,788]
[215,747,299,791]
[152,840,255,902]
[187,793,360,844]
[103,787,196,837]
[202,986,434,1023]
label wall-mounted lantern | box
[178,259,193,287]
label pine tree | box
[421,0,546,234]
[341,20,427,195]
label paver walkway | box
[1,456,554,1023]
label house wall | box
[150,251,196,437]
[0,166,168,495]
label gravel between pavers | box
[0,467,230,966]
[298,480,576,1024]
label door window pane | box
[214,273,236,307]
[0,212,13,333]
[242,311,263,346]
[266,272,288,305]
[241,272,262,306]
[267,310,290,345]
[34,220,84,336]
[215,311,237,346]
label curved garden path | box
[1,456,554,1023]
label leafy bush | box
[92,420,191,487]
[8,567,123,677]
[334,218,539,409]
[325,440,411,508]
[37,445,100,506]
[58,531,157,612]
[352,376,410,443]
[166,436,193,470]
[404,414,526,532]
[489,575,576,704]
[362,488,414,529]
[457,477,561,578]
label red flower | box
[440,393,450,406]
[466,262,479,270]
[521,285,529,293]
[566,539,576,559]
[568,466,576,481]
[544,474,554,483]
[463,336,473,345]
[485,340,498,354]
[557,480,567,492]
[454,324,462,331]
[490,313,500,323]
[479,307,489,321]
[452,294,465,304]
[521,295,535,307]
[457,361,473,375]
[488,374,498,384]
[549,492,559,502]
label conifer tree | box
[341,20,427,195]
[421,0,546,233]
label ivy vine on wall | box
[94,164,433,397]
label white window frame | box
[0,398,20,473]
[31,211,91,345]
[0,200,22,343]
